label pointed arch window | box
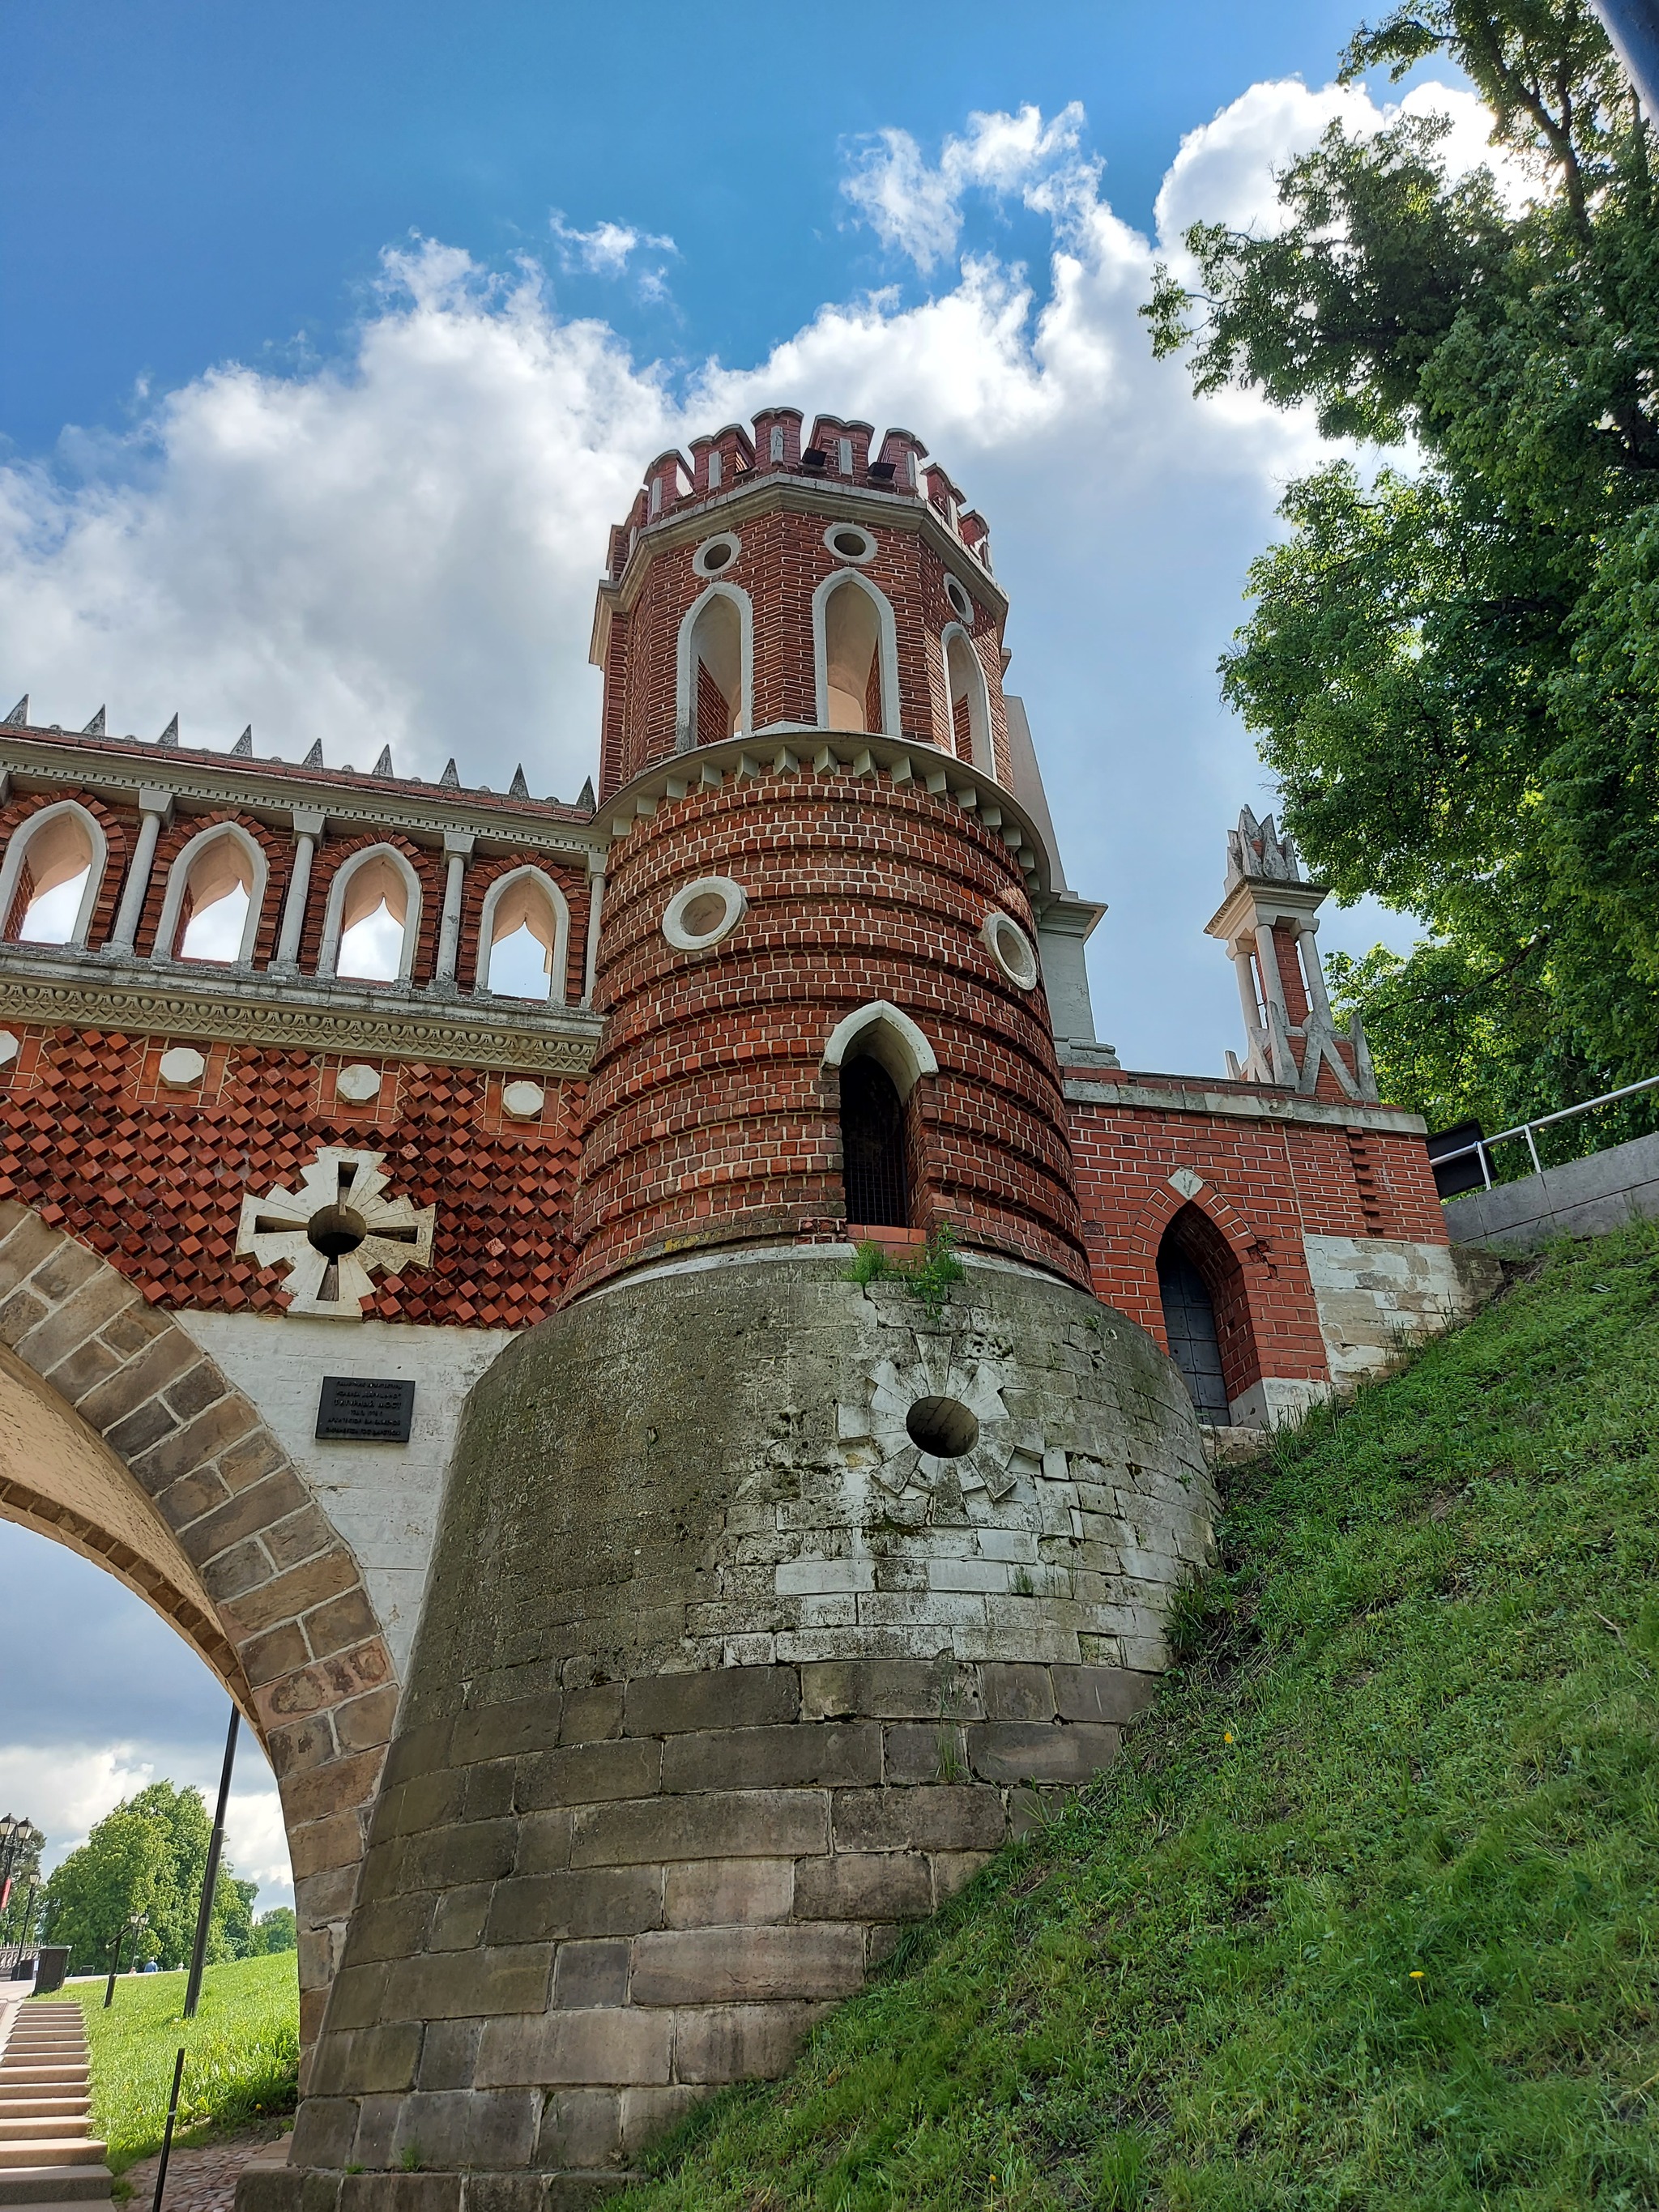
[944,626,992,769]
[840,1056,911,1227]
[822,1000,939,1232]
[0,803,106,948]
[476,866,572,1003]
[155,825,267,966]
[814,570,899,735]
[321,846,423,986]
[676,584,753,749]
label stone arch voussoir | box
[1131,1175,1263,1272]
[0,1200,395,2061]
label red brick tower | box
[574,410,1090,1296]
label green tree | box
[41,1782,253,1973]
[1145,0,1659,1140]
[250,1906,297,1955]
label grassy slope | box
[33,1952,299,2172]
[627,1227,1659,2211]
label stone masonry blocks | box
[263,1251,1209,2208]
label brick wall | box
[0,1029,584,1328]
[571,765,1090,1296]
[599,505,1010,797]
[1065,1072,1451,1399]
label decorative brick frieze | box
[0,1027,584,1328]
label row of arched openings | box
[681,574,992,769]
[0,803,574,1001]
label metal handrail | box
[1434,1070,1659,1190]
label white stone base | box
[1302,1233,1486,1394]
[177,1309,516,1677]
[1227,1375,1331,1430]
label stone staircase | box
[0,1998,112,2205]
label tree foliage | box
[251,1905,297,1955]
[1145,0,1659,1133]
[41,1782,257,1973]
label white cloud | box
[1154,75,1533,249]
[550,213,678,302]
[841,101,1100,272]
[0,80,1452,1074]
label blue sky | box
[0,1,1489,1912]
[9,0,1368,453]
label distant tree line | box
[29,1782,294,1971]
[1148,0,1659,1144]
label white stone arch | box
[941,623,993,772]
[153,820,269,967]
[676,581,754,750]
[0,800,108,950]
[822,999,939,1102]
[318,843,424,984]
[813,568,901,736]
[475,864,573,1003]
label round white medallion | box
[158,1046,207,1089]
[335,1063,383,1106]
[501,1079,546,1122]
[693,533,742,578]
[663,876,748,953]
[981,910,1039,991]
[823,522,876,564]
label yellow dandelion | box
[1223,1731,1234,1744]
[1410,1971,1425,1980]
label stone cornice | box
[1064,1071,1427,1137]
[0,728,608,864]
[0,952,601,1076]
[601,729,1057,898]
[1203,874,1333,944]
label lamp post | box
[0,1816,20,1914]
[104,1912,147,2009]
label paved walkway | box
[120,2125,288,2212]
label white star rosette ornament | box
[851,1348,1041,1502]
[236,1146,435,1319]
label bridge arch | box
[0,1200,396,2061]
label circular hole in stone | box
[833,529,869,559]
[905,1396,980,1459]
[680,892,728,937]
[307,1204,369,1259]
[702,541,732,571]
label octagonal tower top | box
[590,408,1009,803]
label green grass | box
[624,1225,1659,2210]
[32,1951,299,2173]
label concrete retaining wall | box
[1442,1132,1659,1253]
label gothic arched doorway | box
[1156,1203,1259,1426]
